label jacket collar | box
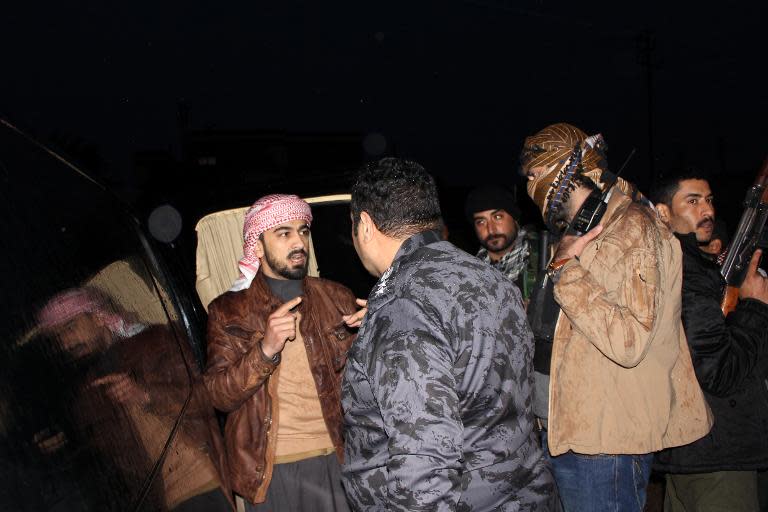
[674,231,719,265]
[675,231,701,252]
[600,187,631,227]
[367,229,442,306]
[245,271,277,307]
[392,229,443,264]
[245,271,315,329]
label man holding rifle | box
[652,168,768,511]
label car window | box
[0,120,230,511]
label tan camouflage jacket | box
[548,190,713,456]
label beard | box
[481,232,516,253]
[263,244,309,280]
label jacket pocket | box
[325,324,352,372]
[224,324,263,354]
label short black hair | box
[351,157,442,238]
[649,166,710,207]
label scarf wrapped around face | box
[230,194,313,291]
[521,122,639,221]
[521,123,608,218]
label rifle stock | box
[720,285,740,316]
[719,156,768,315]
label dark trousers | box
[245,454,350,512]
[665,471,760,512]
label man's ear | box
[254,237,265,258]
[359,211,376,242]
[655,203,671,225]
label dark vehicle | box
[0,118,233,511]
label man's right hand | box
[552,225,604,261]
[261,296,302,358]
[739,249,768,304]
[342,298,368,328]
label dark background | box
[3,5,764,509]
[3,0,767,252]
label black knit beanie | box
[464,185,521,223]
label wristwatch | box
[546,257,572,281]
[259,341,282,365]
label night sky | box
[4,1,767,200]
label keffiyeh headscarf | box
[230,194,313,291]
[37,287,144,339]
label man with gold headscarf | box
[520,123,712,512]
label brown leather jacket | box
[204,273,358,504]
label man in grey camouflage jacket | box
[341,157,555,511]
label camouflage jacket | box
[341,230,554,511]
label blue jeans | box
[542,430,653,512]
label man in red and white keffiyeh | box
[205,193,365,511]
[230,194,314,291]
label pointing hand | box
[261,296,302,358]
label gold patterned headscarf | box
[520,123,604,176]
[522,123,642,224]
[521,123,606,218]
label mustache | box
[288,249,308,259]
[483,234,508,244]
[697,217,714,229]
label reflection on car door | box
[0,118,233,511]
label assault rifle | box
[719,156,768,315]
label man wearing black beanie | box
[465,185,536,301]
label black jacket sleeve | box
[682,253,768,396]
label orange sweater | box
[274,313,335,462]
